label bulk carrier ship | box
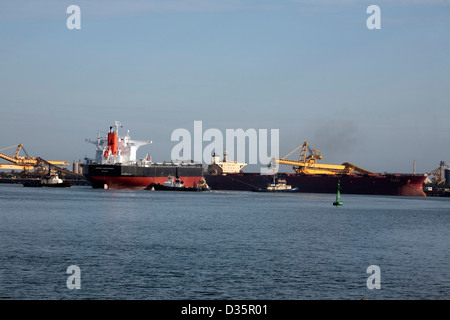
[83,123,426,196]
[204,143,427,197]
[83,122,203,189]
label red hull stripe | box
[88,176,203,189]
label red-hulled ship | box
[83,122,203,189]
[204,143,427,197]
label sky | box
[1,0,449,174]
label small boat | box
[23,172,72,188]
[252,177,299,193]
[147,176,210,192]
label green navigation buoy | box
[333,180,343,206]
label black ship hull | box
[204,172,427,197]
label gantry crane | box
[277,142,377,175]
[0,144,69,172]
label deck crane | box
[276,142,377,175]
[0,144,70,172]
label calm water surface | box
[0,184,449,300]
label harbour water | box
[0,184,449,300]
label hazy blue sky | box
[1,0,449,173]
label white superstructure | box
[207,150,247,174]
[85,121,152,165]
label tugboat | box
[148,175,210,192]
[252,157,298,193]
[252,177,299,193]
[23,170,72,188]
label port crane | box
[277,142,377,175]
[0,144,70,172]
[426,161,446,185]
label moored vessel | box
[83,122,204,190]
[23,171,72,188]
[204,143,427,197]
